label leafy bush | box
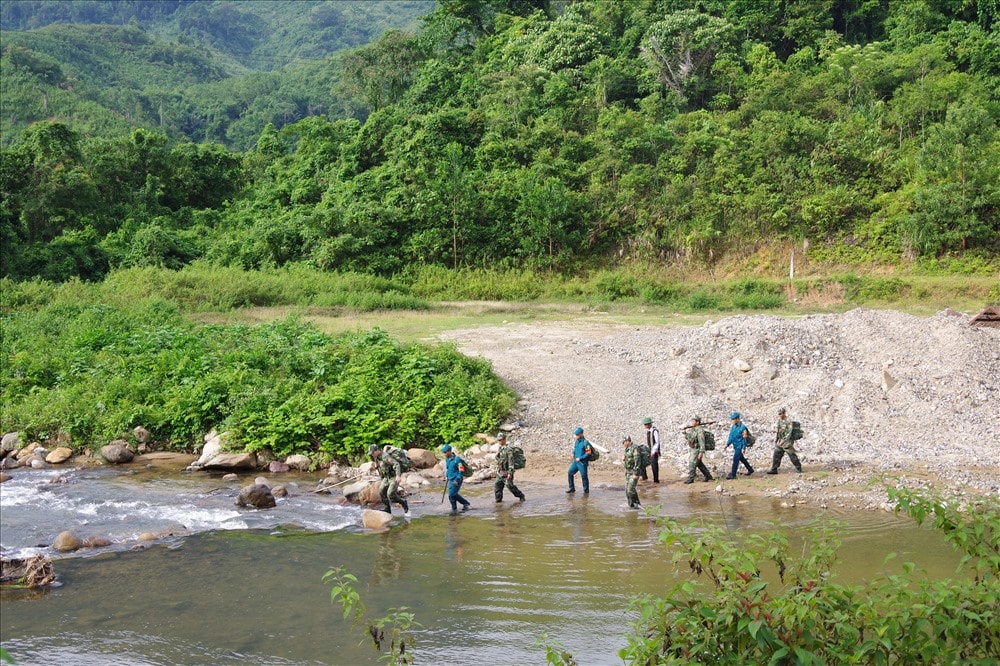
[621,488,999,664]
[1,301,514,458]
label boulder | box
[341,480,373,499]
[16,443,40,461]
[357,482,383,506]
[268,461,290,473]
[0,432,20,454]
[271,485,288,498]
[254,476,270,487]
[52,531,82,552]
[0,473,11,483]
[193,439,223,467]
[101,441,134,464]
[222,473,239,482]
[406,448,439,469]
[45,447,74,464]
[0,457,19,470]
[202,452,257,470]
[285,454,311,471]
[361,509,393,530]
[82,535,112,548]
[236,483,276,509]
[133,426,151,444]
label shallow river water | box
[0,466,962,665]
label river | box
[0,465,961,665]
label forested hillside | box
[2,0,998,283]
[0,0,434,146]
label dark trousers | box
[650,453,660,482]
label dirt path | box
[438,308,1000,511]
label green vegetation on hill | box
[1,0,998,284]
[0,1,434,146]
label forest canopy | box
[1,0,998,282]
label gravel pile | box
[439,308,1000,505]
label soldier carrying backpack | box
[494,432,526,504]
[369,444,410,517]
[767,407,803,474]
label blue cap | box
[574,427,584,435]
[730,412,740,420]
[440,444,453,453]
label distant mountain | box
[0,0,435,147]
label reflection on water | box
[1,469,964,665]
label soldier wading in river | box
[623,436,642,509]
[494,432,526,503]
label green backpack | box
[637,444,651,467]
[457,456,474,478]
[510,445,526,470]
[385,446,414,472]
[744,429,756,448]
[702,430,716,451]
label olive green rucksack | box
[790,421,804,441]
[510,445,526,470]
[702,430,716,451]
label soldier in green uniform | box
[623,436,641,509]
[683,416,714,484]
[767,407,803,474]
[369,444,410,516]
[494,432,526,503]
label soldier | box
[494,432,526,503]
[683,416,714,484]
[441,444,472,514]
[767,407,803,474]
[724,411,755,479]
[369,444,410,517]
[623,436,641,509]
[642,417,661,483]
[566,426,592,494]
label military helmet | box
[368,444,379,456]
[496,431,507,441]
[623,435,632,443]
[693,415,701,423]
[642,417,653,425]
[778,407,787,415]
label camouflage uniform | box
[768,413,802,474]
[623,441,641,508]
[494,442,525,502]
[684,425,713,483]
[376,452,410,513]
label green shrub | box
[621,488,999,664]
[685,292,721,310]
[835,275,909,302]
[1,301,514,458]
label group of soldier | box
[579,407,804,510]
[367,406,803,517]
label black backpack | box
[790,421,804,441]
[702,430,716,451]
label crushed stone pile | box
[440,308,1000,497]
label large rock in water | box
[52,531,82,552]
[45,447,73,464]
[202,452,257,470]
[362,509,393,530]
[236,483,276,509]
[101,440,134,464]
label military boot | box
[766,450,782,474]
[789,451,802,473]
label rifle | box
[680,421,718,431]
